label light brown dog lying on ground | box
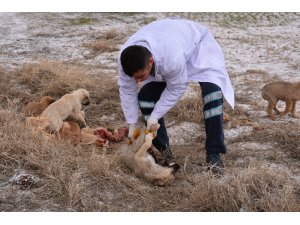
[59,121,81,145]
[26,116,50,130]
[25,116,53,139]
[80,127,100,145]
[60,123,106,145]
[24,96,55,117]
[26,116,97,145]
[122,126,180,186]
[26,117,97,145]
[41,89,90,133]
[262,81,300,120]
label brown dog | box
[59,121,81,145]
[80,127,99,145]
[122,126,180,186]
[262,81,300,120]
[41,89,90,133]
[24,96,55,117]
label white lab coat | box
[118,18,234,124]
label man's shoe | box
[206,153,226,176]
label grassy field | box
[0,13,299,212]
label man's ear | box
[149,57,154,65]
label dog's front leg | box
[280,100,293,117]
[267,102,276,120]
[72,110,87,128]
[134,133,153,159]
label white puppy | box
[41,89,90,133]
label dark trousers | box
[138,82,227,155]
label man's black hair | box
[120,45,152,77]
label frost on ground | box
[0,12,299,212]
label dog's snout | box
[83,99,90,105]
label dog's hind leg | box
[280,100,293,117]
[291,101,298,118]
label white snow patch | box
[168,122,200,145]
[236,103,252,111]
[99,114,116,121]
[232,141,273,151]
[225,126,253,139]
[182,82,200,99]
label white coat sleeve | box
[117,59,139,124]
[151,55,188,120]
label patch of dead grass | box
[84,29,125,54]
[0,61,124,128]
[86,40,119,53]
[180,162,298,211]
[167,97,203,123]
[0,62,299,212]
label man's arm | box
[117,59,140,124]
[150,55,188,121]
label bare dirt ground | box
[0,12,299,212]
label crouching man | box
[118,18,234,175]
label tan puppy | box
[122,126,180,186]
[58,121,82,145]
[25,116,53,139]
[80,127,99,145]
[41,89,90,133]
[24,96,55,117]
[26,116,50,130]
[262,81,300,120]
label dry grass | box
[0,62,299,212]
[86,40,119,53]
[84,29,125,54]
[181,163,298,212]
[168,97,203,123]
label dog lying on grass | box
[41,89,90,133]
[262,81,300,120]
[24,96,55,117]
[25,116,53,139]
[59,121,81,145]
[80,126,128,146]
[26,117,91,145]
[26,117,127,146]
[26,117,94,145]
[122,126,180,186]
[26,116,50,131]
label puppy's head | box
[74,89,90,105]
[40,96,55,105]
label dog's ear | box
[48,97,55,104]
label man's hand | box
[147,116,159,131]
